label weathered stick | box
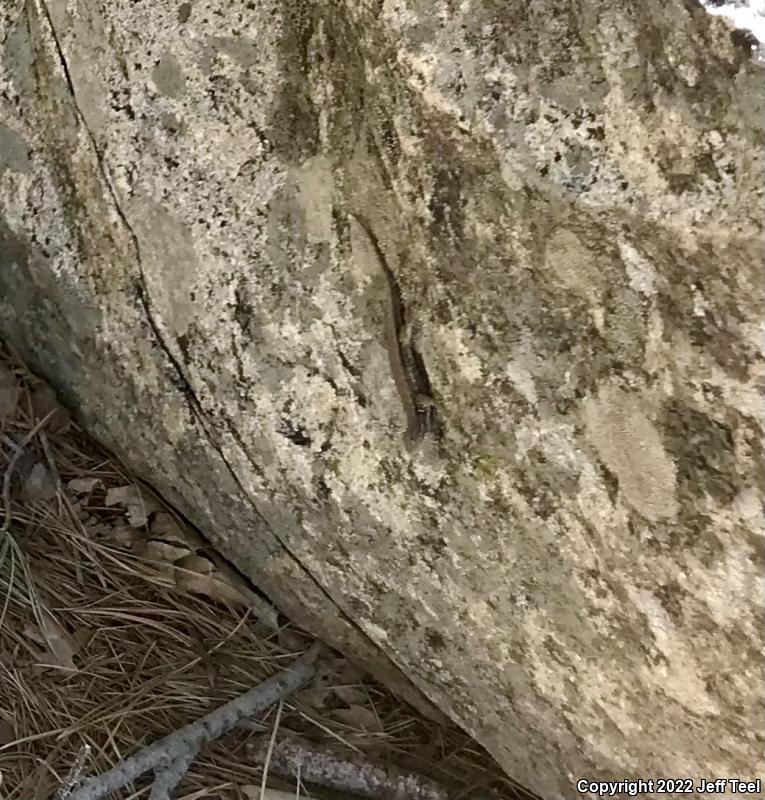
[54,744,92,800]
[249,736,464,800]
[148,746,198,800]
[67,644,320,800]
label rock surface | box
[1,1,763,796]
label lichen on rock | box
[0,1,762,796]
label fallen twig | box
[54,743,92,800]
[66,643,321,800]
[148,746,199,800]
[248,735,477,800]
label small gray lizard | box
[350,213,441,444]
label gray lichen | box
[0,1,762,797]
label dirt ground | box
[0,341,532,800]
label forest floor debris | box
[0,342,532,800]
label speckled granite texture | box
[1,1,763,796]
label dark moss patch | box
[277,417,312,447]
[425,628,446,650]
[268,0,321,162]
[653,581,685,623]
[514,448,578,520]
[233,280,255,333]
[730,27,760,57]
[177,331,191,363]
[654,253,756,384]
[428,166,464,240]
[599,462,620,505]
[414,530,448,571]
[660,400,739,506]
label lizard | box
[349,212,442,446]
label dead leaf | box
[67,477,100,495]
[22,623,46,648]
[144,540,191,564]
[105,484,161,527]
[330,704,383,732]
[22,462,57,503]
[300,685,331,709]
[30,384,71,433]
[181,572,251,606]
[150,511,193,543]
[198,550,280,630]
[40,611,78,670]
[25,611,78,671]
[0,363,20,418]
[104,484,138,506]
[174,553,214,575]
[333,685,368,706]
[174,553,251,606]
[103,522,134,549]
